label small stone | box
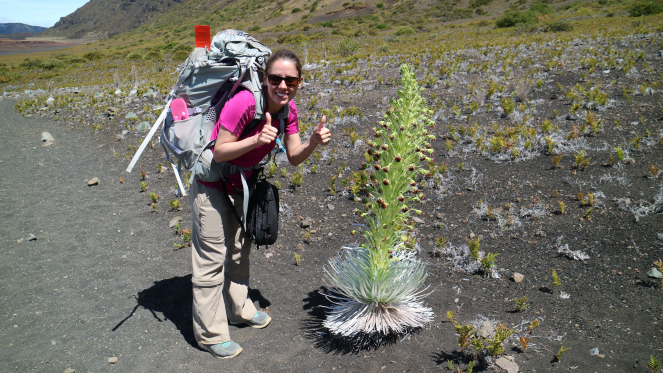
[311,197,316,201]
[108,357,118,364]
[466,187,473,191]
[87,177,100,186]
[436,213,444,219]
[412,217,424,224]
[28,233,37,241]
[159,165,169,173]
[495,356,519,373]
[327,204,334,210]
[476,321,493,338]
[590,347,600,356]
[64,369,75,373]
[38,163,44,167]
[168,216,182,228]
[115,133,125,141]
[301,217,314,229]
[512,272,524,283]
[469,232,475,239]
[41,132,54,147]
[265,252,274,259]
[647,268,663,279]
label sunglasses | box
[265,73,300,88]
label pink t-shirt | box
[199,90,299,192]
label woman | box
[189,49,331,359]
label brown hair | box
[266,49,302,78]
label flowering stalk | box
[324,64,435,339]
[358,64,435,271]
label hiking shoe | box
[199,341,242,359]
[229,311,271,329]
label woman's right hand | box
[256,112,279,146]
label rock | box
[41,132,54,147]
[107,107,119,116]
[590,347,600,356]
[129,89,138,97]
[87,177,100,186]
[436,213,444,219]
[115,133,125,141]
[137,121,151,132]
[476,321,493,338]
[46,96,54,106]
[108,356,118,364]
[512,272,525,283]
[301,217,314,229]
[495,356,519,373]
[168,216,182,228]
[142,88,156,98]
[28,233,37,241]
[114,89,123,96]
[64,369,75,373]
[159,165,169,173]
[327,204,334,210]
[412,217,424,224]
[647,268,663,279]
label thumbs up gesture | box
[256,112,279,146]
[314,115,330,146]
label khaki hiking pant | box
[190,181,257,345]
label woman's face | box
[264,59,301,113]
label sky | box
[0,0,91,28]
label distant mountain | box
[42,0,185,39]
[0,23,47,35]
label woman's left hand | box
[314,115,331,146]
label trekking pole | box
[126,99,172,173]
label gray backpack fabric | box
[161,29,272,187]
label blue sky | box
[0,0,90,28]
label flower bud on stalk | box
[382,179,390,186]
[381,144,388,151]
[415,210,423,216]
[400,125,406,131]
[401,206,409,212]
[398,195,405,202]
[410,181,417,186]
[413,188,420,194]
[382,166,389,172]
[394,156,402,162]
[409,165,415,171]
[374,164,381,170]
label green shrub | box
[292,7,302,13]
[376,2,385,8]
[144,50,164,60]
[248,25,262,31]
[277,33,310,44]
[376,23,388,29]
[545,20,574,32]
[82,51,104,61]
[629,0,663,16]
[66,56,88,64]
[41,59,64,70]
[470,0,493,8]
[530,2,554,14]
[495,11,532,28]
[171,43,192,52]
[394,26,415,35]
[20,58,43,69]
[172,50,191,61]
[125,51,144,61]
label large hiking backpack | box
[126,29,287,246]
[126,29,289,197]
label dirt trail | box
[0,98,440,372]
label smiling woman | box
[191,48,332,359]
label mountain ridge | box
[0,23,47,35]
